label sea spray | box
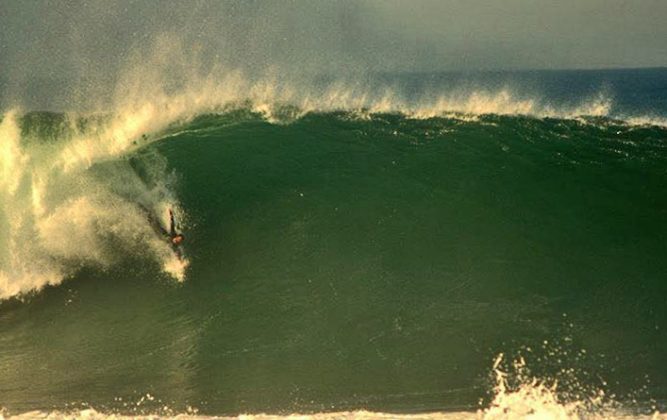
[0,110,189,299]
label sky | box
[1,0,666,74]
[0,0,666,106]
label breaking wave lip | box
[106,79,616,124]
[0,106,190,301]
[141,81,667,128]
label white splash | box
[0,107,189,300]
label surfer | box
[142,205,185,258]
[168,209,185,247]
[166,209,185,260]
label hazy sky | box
[1,0,666,82]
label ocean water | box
[1,69,667,419]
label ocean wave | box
[1,79,666,300]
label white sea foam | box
[0,107,189,300]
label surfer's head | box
[172,234,184,245]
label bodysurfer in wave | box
[168,209,185,248]
[143,205,185,259]
[167,209,185,260]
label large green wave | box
[1,107,666,416]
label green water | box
[1,110,666,416]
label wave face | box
[1,69,667,417]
